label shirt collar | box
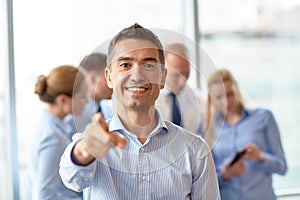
[243,107,251,117]
[216,107,251,125]
[108,109,168,138]
[160,86,190,98]
[160,88,171,97]
[90,99,99,113]
[43,110,71,134]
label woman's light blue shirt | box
[28,111,82,200]
[212,108,287,200]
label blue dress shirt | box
[28,111,82,200]
[60,111,220,200]
[211,108,287,200]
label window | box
[199,0,300,196]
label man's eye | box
[120,63,130,68]
[143,63,154,69]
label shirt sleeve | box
[191,140,221,199]
[59,134,97,192]
[259,110,287,175]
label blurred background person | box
[27,65,88,200]
[65,53,113,135]
[205,68,287,200]
[156,43,205,134]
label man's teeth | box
[128,87,146,92]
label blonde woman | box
[28,65,88,200]
[206,68,287,200]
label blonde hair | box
[34,65,85,103]
[205,68,244,134]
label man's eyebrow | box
[116,57,133,62]
[116,57,158,62]
[143,57,158,62]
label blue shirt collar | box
[42,110,72,135]
[216,107,251,126]
[108,109,168,138]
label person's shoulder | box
[39,111,70,138]
[32,125,63,149]
[34,111,55,131]
[246,107,276,123]
[248,107,273,116]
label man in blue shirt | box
[59,23,220,199]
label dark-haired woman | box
[28,65,88,200]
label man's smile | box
[125,85,150,94]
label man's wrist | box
[71,140,95,166]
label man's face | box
[71,80,89,115]
[88,71,113,102]
[105,39,166,110]
[95,73,113,100]
[165,53,190,94]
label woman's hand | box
[244,143,265,163]
[221,159,246,181]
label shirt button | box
[140,148,145,153]
[142,175,147,181]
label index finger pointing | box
[94,113,127,149]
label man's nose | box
[129,65,144,82]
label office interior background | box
[1,0,300,199]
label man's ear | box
[105,68,113,89]
[160,68,167,89]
